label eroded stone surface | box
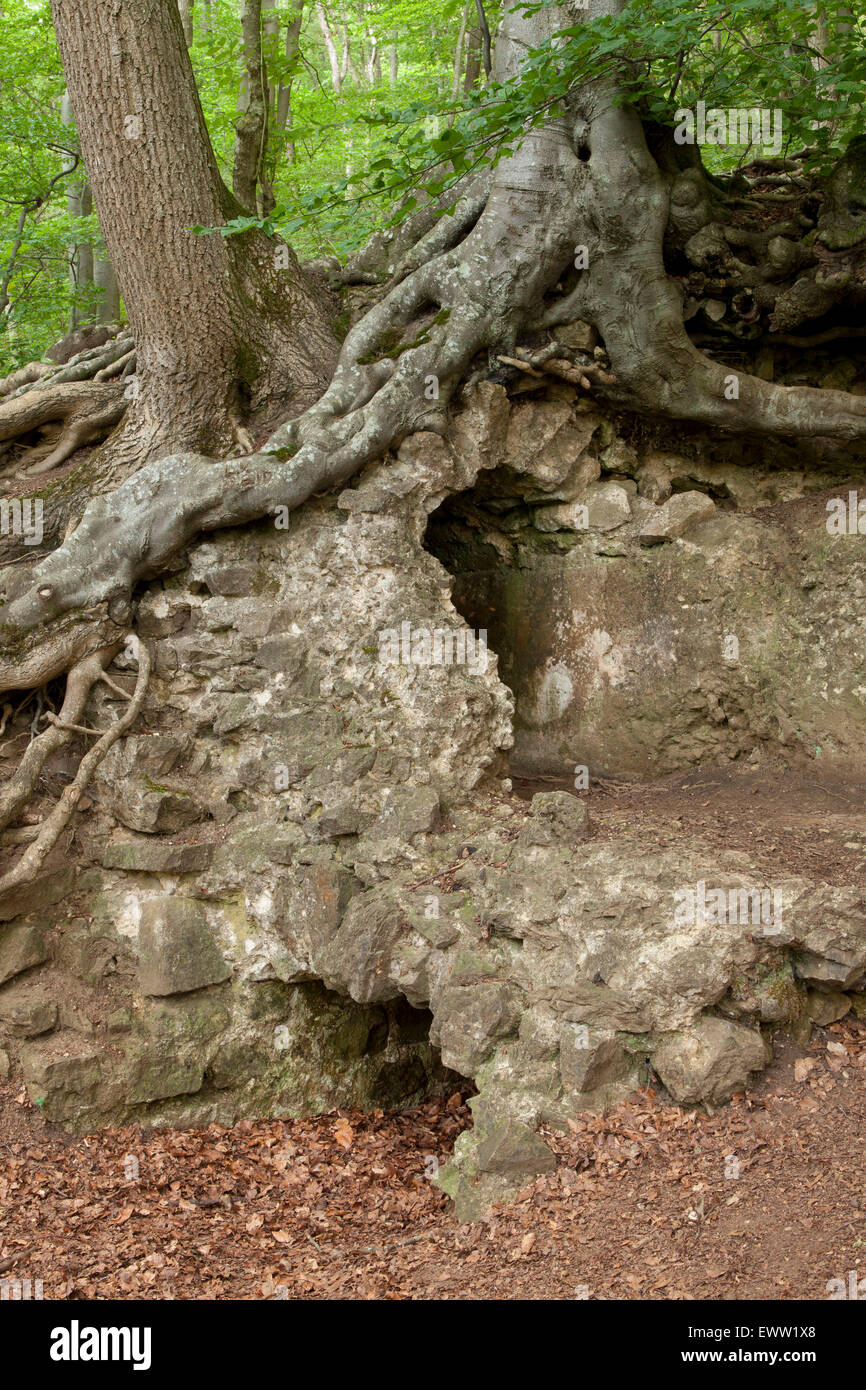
[3,381,866,1220]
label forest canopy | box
[1,0,863,373]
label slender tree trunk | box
[452,8,467,98]
[49,0,337,466]
[316,2,342,92]
[341,25,361,86]
[233,0,269,213]
[178,0,194,46]
[274,0,305,166]
[388,38,397,87]
[93,255,120,325]
[61,91,93,328]
[463,20,481,91]
[474,0,492,78]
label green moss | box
[356,325,432,364]
[142,776,191,797]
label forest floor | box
[3,759,866,1301]
[514,761,866,886]
[1,1017,864,1301]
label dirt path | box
[513,762,866,884]
[2,1013,865,1301]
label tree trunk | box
[49,0,337,469]
[341,26,361,86]
[178,0,194,46]
[273,0,305,167]
[61,91,93,328]
[463,20,481,91]
[316,2,342,93]
[93,255,120,325]
[473,0,492,79]
[6,0,866,695]
[233,0,268,213]
[452,8,467,98]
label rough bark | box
[49,0,337,476]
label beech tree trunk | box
[61,91,93,327]
[233,0,268,212]
[316,2,342,92]
[5,0,866,702]
[274,0,306,167]
[178,0,194,46]
[50,0,337,466]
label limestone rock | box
[475,1115,556,1179]
[273,864,359,981]
[137,898,231,996]
[651,1016,770,1104]
[203,564,256,596]
[517,790,590,847]
[21,1036,110,1121]
[639,490,716,545]
[535,481,631,533]
[109,783,204,835]
[559,1026,638,1097]
[432,981,521,1073]
[0,921,49,986]
[103,841,213,873]
[370,786,440,840]
[0,997,58,1037]
[0,868,74,923]
[806,988,851,1025]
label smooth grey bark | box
[316,2,342,92]
[93,255,120,324]
[62,91,93,327]
[451,7,467,97]
[233,0,268,212]
[273,0,305,166]
[178,0,194,45]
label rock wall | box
[427,390,866,779]
[3,373,866,1218]
[0,385,514,1133]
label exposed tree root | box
[0,635,149,897]
[0,382,126,477]
[0,645,118,834]
[2,0,866,728]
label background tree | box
[46,0,337,470]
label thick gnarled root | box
[0,382,127,477]
[0,327,134,477]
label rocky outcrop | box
[430,394,866,781]
[2,379,866,1218]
